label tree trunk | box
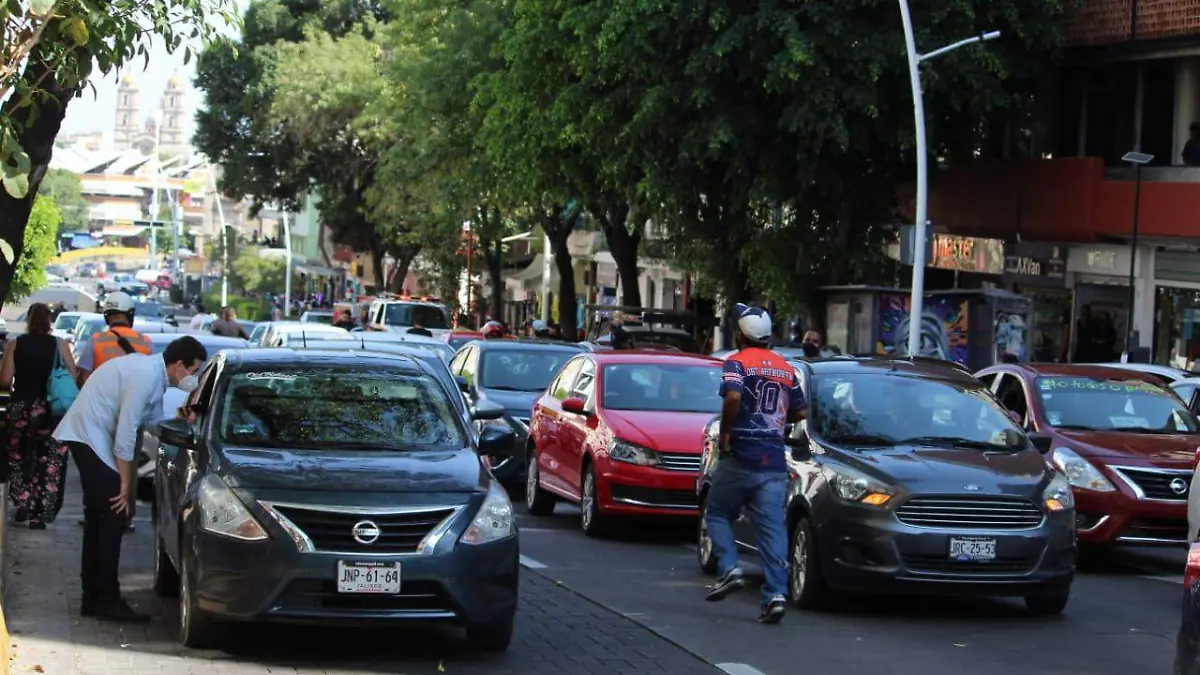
[592,201,642,307]
[369,242,385,290]
[552,234,578,341]
[388,247,418,294]
[0,54,78,308]
[484,238,504,323]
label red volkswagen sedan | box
[525,351,723,536]
[976,363,1200,548]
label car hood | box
[1052,429,1199,467]
[216,446,488,493]
[603,409,714,453]
[833,444,1051,496]
[479,388,540,418]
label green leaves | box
[6,195,59,303]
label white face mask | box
[177,374,199,394]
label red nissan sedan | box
[976,363,1200,548]
[524,351,723,536]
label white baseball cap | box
[734,303,772,342]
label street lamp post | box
[282,210,293,317]
[1120,150,1154,361]
[205,165,231,307]
[898,0,999,357]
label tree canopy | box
[8,194,60,303]
[37,168,88,233]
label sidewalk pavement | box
[6,489,722,674]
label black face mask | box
[801,342,821,358]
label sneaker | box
[705,568,746,602]
[758,595,787,624]
[94,600,150,623]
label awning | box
[100,225,146,237]
[507,254,559,284]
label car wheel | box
[1024,587,1070,615]
[179,549,221,649]
[153,532,179,598]
[788,516,830,610]
[525,452,556,516]
[467,613,514,652]
[697,496,718,575]
[580,465,609,538]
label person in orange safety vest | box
[77,291,151,385]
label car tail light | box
[1185,543,1200,589]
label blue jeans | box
[704,457,789,607]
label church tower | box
[113,74,140,151]
[160,74,186,154]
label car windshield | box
[219,367,464,450]
[1033,376,1200,433]
[481,350,577,392]
[54,314,81,332]
[304,313,333,324]
[75,318,105,341]
[135,302,162,317]
[813,374,1021,447]
[601,363,722,413]
[383,303,448,329]
[605,330,698,353]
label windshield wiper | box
[486,385,532,392]
[1108,426,1176,435]
[899,436,1008,450]
[1051,424,1097,431]
[825,434,896,446]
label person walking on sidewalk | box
[703,303,808,624]
[53,336,207,622]
[0,303,78,529]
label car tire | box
[153,532,179,599]
[788,516,831,610]
[579,464,609,538]
[179,549,222,649]
[467,614,515,652]
[1024,587,1070,615]
[525,452,556,516]
[697,496,718,575]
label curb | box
[519,560,721,671]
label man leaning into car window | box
[704,303,808,625]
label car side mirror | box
[1028,432,1053,454]
[785,422,811,461]
[478,424,515,457]
[562,397,587,414]
[157,418,195,449]
[456,375,470,393]
[471,399,505,421]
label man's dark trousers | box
[65,441,130,609]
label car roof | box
[587,350,722,365]
[472,339,587,352]
[1088,362,1190,380]
[221,348,425,373]
[800,357,981,385]
[989,362,1168,383]
[146,333,248,347]
[295,339,442,358]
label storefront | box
[925,233,1006,289]
[1152,249,1200,369]
[1002,243,1069,362]
[1065,244,1155,361]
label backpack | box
[47,342,79,417]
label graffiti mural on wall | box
[877,295,969,366]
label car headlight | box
[196,474,268,541]
[610,439,661,467]
[825,465,892,506]
[1042,472,1074,512]
[1050,447,1115,492]
[460,481,514,544]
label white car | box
[97,273,149,295]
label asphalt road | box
[513,501,1187,675]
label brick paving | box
[6,494,721,675]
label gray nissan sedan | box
[147,349,519,650]
[696,357,1076,614]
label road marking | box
[1139,573,1184,585]
[717,664,770,675]
[519,554,547,569]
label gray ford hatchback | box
[147,349,518,650]
[696,357,1075,614]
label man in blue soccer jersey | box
[704,303,808,623]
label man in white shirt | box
[54,336,207,622]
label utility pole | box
[898,0,999,356]
[148,111,164,269]
[283,210,293,317]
